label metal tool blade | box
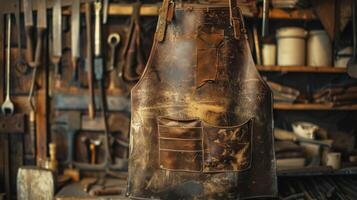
[262,0,270,37]
[94,1,102,57]
[23,0,33,27]
[71,0,80,61]
[24,0,34,64]
[37,0,47,29]
[94,1,104,82]
[15,0,28,74]
[103,0,109,24]
[70,0,81,83]
[52,0,62,58]
[17,167,55,200]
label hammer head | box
[17,167,55,200]
[90,139,103,147]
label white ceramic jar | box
[262,44,277,66]
[276,27,307,66]
[307,30,332,67]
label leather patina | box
[127,1,277,199]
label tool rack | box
[0,0,356,199]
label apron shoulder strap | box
[229,0,247,40]
[156,0,174,42]
[156,0,246,42]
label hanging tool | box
[94,1,102,60]
[23,0,36,166]
[253,25,262,65]
[121,3,145,82]
[71,0,81,84]
[89,139,102,164]
[23,0,34,66]
[2,15,15,115]
[348,0,357,77]
[1,14,14,200]
[29,0,47,68]
[52,0,62,80]
[107,33,120,72]
[29,110,36,164]
[262,0,270,37]
[94,0,113,172]
[86,1,95,119]
[103,0,109,24]
[59,111,81,167]
[15,0,28,74]
[28,0,47,111]
[107,33,126,92]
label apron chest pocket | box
[157,117,253,173]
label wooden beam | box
[274,103,357,110]
[257,65,346,73]
[260,8,317,20]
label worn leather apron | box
[127,1,277,199]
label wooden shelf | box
[107,4,159,16]
[274,103,357,111]
[1,1,318,20]
[59,4,316,19]
[278,166,357,177]
[63,3,253,16]
[262,8,317,20]
[257,65,347,73]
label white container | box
[325,152,341,170]
[335,47,353,68]
[262,44,277,66]
[307,30,332,67]
[276,27,307,66]
[292,121,319,139]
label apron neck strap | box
[156,0,245,42]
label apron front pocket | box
[158,117,203,172]
[203,119,254,172]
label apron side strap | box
[229,0,247,40]
[156,0,175,42]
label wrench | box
[1,15,15,115]
[107,33,120,72]
[107,33,127,92]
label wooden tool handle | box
[25,26,34,65]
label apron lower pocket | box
[158,117,203,172]
[203,119,254,172]
[157,117,253,173]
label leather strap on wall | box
[156,0,246,42]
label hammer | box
[82,137,103,164]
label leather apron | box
[127,1,277,199]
